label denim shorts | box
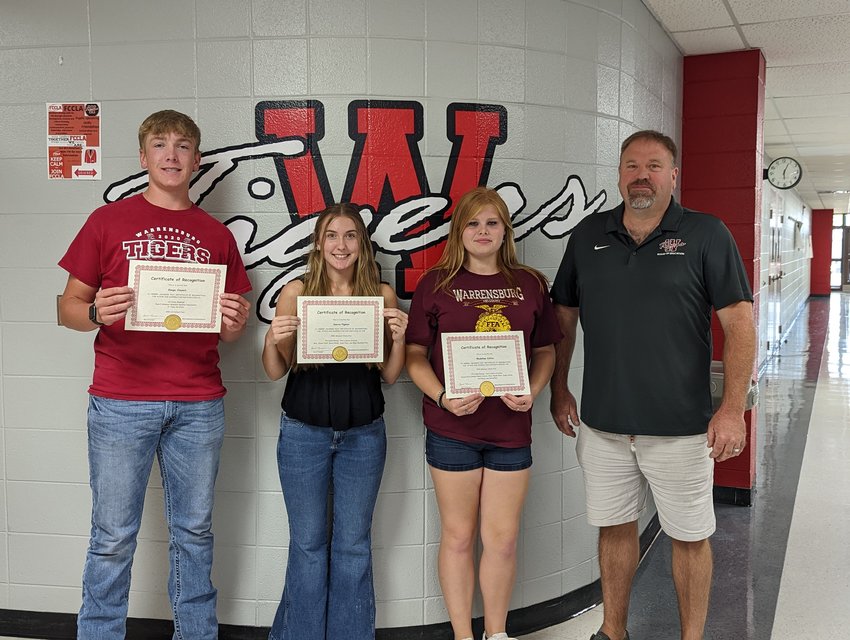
[425,430,532,472]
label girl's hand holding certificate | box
[443,392,485,417]
[501,393,533,413]
[269,315,300,345]
[383,307,408,344]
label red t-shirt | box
[59,194,252,401]
[406,268,562,447]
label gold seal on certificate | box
[296,296,384,364]
[163,314,182,330]
[125,260,226,333]
[479,381,496,396]
[441,331,530,399]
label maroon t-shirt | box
[406,268,562,447]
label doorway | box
[832,214,849,291]
[766,207,782,352]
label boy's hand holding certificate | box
[441,331,530,399]
[296,296,384,363]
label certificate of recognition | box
[441,331,530,399]
[297,296,384,363]
[125,260,226,333]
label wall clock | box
[764,156,802,190]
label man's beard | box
[626,180,656,209]
[628,193,655,209]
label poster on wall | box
[46,102,101,180]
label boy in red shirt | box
[58,110,252,640]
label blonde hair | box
[138,110,201,151]
[302,203,382,297]
[430,187,546,293]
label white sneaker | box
[483,633,516,640]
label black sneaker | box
[590,631,630,640]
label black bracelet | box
[436,389,446,409]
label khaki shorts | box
[576,425,715,541]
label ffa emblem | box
[475,304,511,332]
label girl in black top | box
[262,203,407,640]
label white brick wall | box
[0,0,759,631]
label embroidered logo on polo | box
[658,238,686,256]
[594,244,610,250]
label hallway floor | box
[521,293,850,639]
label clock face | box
[766,157,802,190]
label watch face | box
[767,157,802,189]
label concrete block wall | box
[0,0,683,630]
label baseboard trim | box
[713,485,753,506]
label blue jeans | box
[270,413,387,640]
[78,395,225,640]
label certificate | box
[125,260,226,333]
[297,296,384,363]
[441,331,530,399]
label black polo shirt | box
[551,198,753,436]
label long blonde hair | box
[430,187,546,292]
[302,203,382,297]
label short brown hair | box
[138,110,201,151]
[620,130,677,164]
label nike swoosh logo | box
[594,244,610,250]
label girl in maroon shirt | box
[406,187,560,640]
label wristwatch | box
[89,303,104,326]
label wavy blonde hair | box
[302,203,382,297]
[430,187,546,293]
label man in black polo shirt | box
[550,130,756,640]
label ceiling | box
[643,0,850,214]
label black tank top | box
[281,363,384,429]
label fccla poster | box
[47,102,101,180]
